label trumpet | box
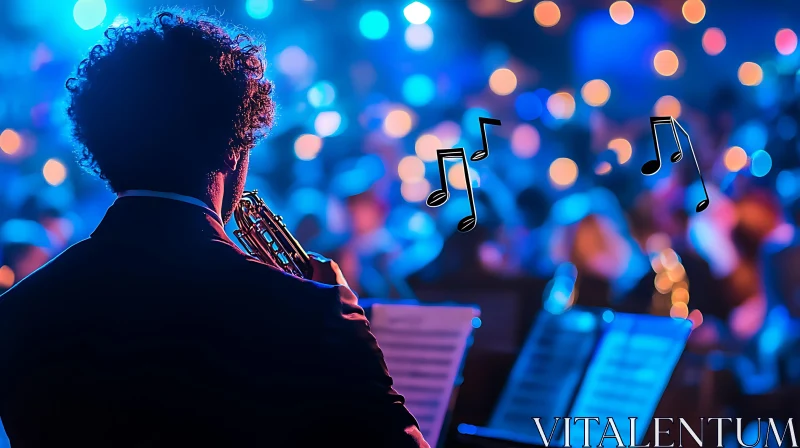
[232,190,313,279]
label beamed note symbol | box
[642,116,710,213]
[426,117,501,233]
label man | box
[0,10,428,448]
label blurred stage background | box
[1,0,800,446]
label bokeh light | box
[384,109,413,138]
[489,68,518,96]
[609,1,634,25]
[654,95,681,118]
[73,0,107,30]
[415,134,442,161]
[448,164,473,190]
[403,2,431,25]
[0,265,13,289]
[246,0,274,19]
[750,150,772,177]
[608,138,632,164]
[294,134,323,161]
[360,10,390,40]
[653,50,680,77]
[277,46,310,77]
[401,179,431,202]
[549,158,578,189]
[534,1,561,28]
[682,0,705,24]
[398,156,426,182]
[307,81,336,108]
[405,24,434,50]
[515,92,543,120]
[688,309,704,329]
[0,129,22,155]
[581,79,611,107]
[595,162,612,175]
[670,302,690,319]
[702,28,726,55]
[723,146,748,172]
[510,124,540,158]
[403,74,436,106]
[547,92,576,119]
[776,29,798,55]
[43,159,66,186]
[738,62,763,86]
[314,111,342,137]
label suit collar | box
[90,196,236,248]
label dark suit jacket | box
[0,197,427,448]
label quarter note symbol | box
[426,148,478,232]
[642,116,710,212]
[470,117,502,161]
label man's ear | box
[223,150,241,171]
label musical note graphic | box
[471,117,502,161]
[426,148,478,232]
[425,116,501,233]
[642,116,710,213]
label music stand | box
[458,306,691,447]
[362,299,480,448]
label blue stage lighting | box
[73,0,107,30]
[360,11,389,40]
[403,2,431,25]
[402,74,435,106]
[246,0,273,19]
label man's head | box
[66,10,274,222]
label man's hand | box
[308,252,350,288]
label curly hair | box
[66,10,275,193]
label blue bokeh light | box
[749,150,772,177]
[402,74,436,106]
[360,11,390,40]
[307,81,336,108]
[246,0,274,20]
[515,92,543,120]
[403,2,431,25]
[73,0,107,30]
[462,107,490,137]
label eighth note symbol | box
[426,116,502,232]
[642,116,709,212]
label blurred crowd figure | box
[4,85,800,444]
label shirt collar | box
[117,190,224,226]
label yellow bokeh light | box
[595,161,612,175]
[670,302,690,319]
[0,265,14,289]
[666,264,686,282]
[383,109,413,138]
[655,272,673,293]
[0,129,22,155]
[398,156,426,182]
[654,95,682,118]
[609,1,634,25]
[294,134,323,161]
[401,179,431,202]
[608,138,632,164]
[489,68,518,96]
[547,92,576,119]
[671,287,689,305]
[43,159,66,186]
[415,133,442,162]
[738,62,763,87]
[581,79,611,107]
[534,1,561,27]
[682,0,706,24]
[723,146,748,172]
[548,157,578,189]
[653,50,679,77]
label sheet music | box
[489,309,600,438]
[370,304,478,448]
[567,313,691,447]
